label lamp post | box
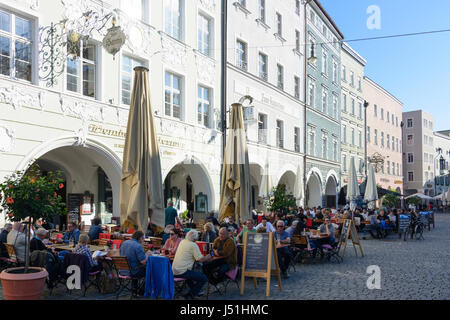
[363,101,369,176]
[434,147,442,197]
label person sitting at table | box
[7,222,27,263]
[223,215,239,235]
[88,218,103,241]
[30,228,49,252]
[315,209,324,221]
[172,230,213,299]
[237,219,256,243]
[206,211,220,229]
[162,229,181,256]
[60,222,81,244]
[162,225,174,246]
[318,218,336,245]
[274,221,292,279]
[293,219,306,236]
[201,222,217,244]
[73,234,102,273]
[203,227,237,285]
[0,223,12,258]
[120,231,152,294]
[255,216,275,233]
[368,211,382,239]
[285,220,299,238]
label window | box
[276,120,284,148]
[258,0,265,22]
[358,130,362,148]
[350,70,354,86]
[357,76,361,90]
[342,125,347,144]
[308,80,315,107]
[342,154,347,172]
[387,161,390,175]
[295,0,300,15]
[358,102,362,119]
[351,98,355,115]
[321,88,327,113]
[164,72,182,120]
[294,127,300,152]
[392,136,395,150]
[322,135,328,159]
[236,39,247,70]
[276,12,282,37]
[387,134,390,149]
[67,39,96,98]
[295,30,300,52]
[387,111,390,123]
[294,76,300,99]
[258,52,267,81]
[309,130,315,156]
[359,159,364,174]
[322,50,328,74]
[342,65,346,81]
[197,85,211,127]
[396,117,398,127]
[408,171,414,182]
[392,114,394,125]
[277,64,284,89]
[0,10,32,81]
[381,131,384,147]
[121,55,144,105]
[351,127,355,145]
[309,37,316,62]
[380,108,384,120]
[407,153,414,163]
[333,95,338,118]
[374,129,378,145]
[374,104,377,117]
[367,126,370,143]
[407,134,413,145]
[197,14,211,56]
[258,113,267,144]
[332,61,338,82]
[342,93,347,112]
[164,0,182,40]
[407,118,413,127]
[424,135,428,145]
[333,140,338,161]
[120,0,148,22]
[397,163,399,176]
[396,138,399,152]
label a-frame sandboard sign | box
[338,219,364,258]
[240,232,282,297]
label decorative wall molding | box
[74,127,87,147]
[195,53,216,86]
[198,0,217,13]
[115,11,154,57]
[59,94,104,124]
[0,85,39,110]
[0,124,15,152]
[160,33,188,69]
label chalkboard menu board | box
[340,219,351,243]
[338,219,364,258]
[67,193,83,225]
[245,233,269,271]
[399,215,410,231]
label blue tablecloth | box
[144,255,174,300]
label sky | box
[318,0,450,131]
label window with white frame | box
[367,126,370,143]
[294,127,300,152]
[258,52,267,81]
[392,114,394,125]
[66,39,96,98]
[258,0,265,23]
[121,55,144,105]
[351,127,355,145]
[333,140,338,161]
[350,70,354,86]
[380,131,384,147]
[276,119,284,148]
[197,85,211,128]
[380,108,384,120]
[408,171,414,181]
[295,30,300,52]
[258,113,267,144]
[164,0,182,40]
[308,80,315,107]
[392,136,395,150]
[236,39,247,70]
[358,102,362,119]
[277,64,284,89]
[342,93,347,112]
[198,13,211,56]
[357,76,361,91]
[359,158,363,174]
[120,0,149,22]
[295,0,300,15]
[374,128,378,145]
[333,95,338,118]
[342,154,347,172]
[164,72,182,120]
[407,118,413,127]
[387,111,390,123]
[407,153,414,163]
[351,98,355,115]
[387,161,390,175]
[387,133,390,149]
[342,125,347,144]
[321,87,327,113]
[374,104,377,117]
[332,61,337,82]
[396,116,398,127]
[276,12,282,37]
[322,50,328,74]
[396,138,399,151]
[397,163,399,176]
[322,134,328,159]
[294,76,300,99]
[308,129,315,156]
[0,10,32,81]
[358,130,362,148]
[342,65,346,82]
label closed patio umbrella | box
[293,162,304,207]
[258,158,273,199]
[364,163,378,210]
[447,189,450,205]
[218,103,252,225]
[347,158,360,212]
[441,190,446,205]
[120,66,165,232]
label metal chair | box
[110,256,143,299]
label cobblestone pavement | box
[1,213,449,300]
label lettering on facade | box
[157,137,185,149]
[261,93,283,109]
[88,124,126,138]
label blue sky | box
[319,0,450,131]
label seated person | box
[60,222,81,244]
[255,216,275,233]
[237,219,256,243]
[172,230,213,299]
[7,222,27,263]
[120,231,152,292]
[274,221,292,278]
[162,225,174,246]
[285,220,298,237]
[293,219,306,236]
[73,234,102,272]
[368,212,382,239]
[162,229,181,256]
[88,218,103,241]
[203,228,237,284]
[30,228,49,252]
[315,209,324,220]
[224,216,239,235]
[0,223,12,258]
[318,218,336,245]
[201,222,217,243]
[205,211,219,228]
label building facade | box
[0,0,223,226]
[340,42,366,194]
[305,0,343,208]
[227,0,306,210]
[364,76,403,194]
[433,131,450,196]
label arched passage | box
[249,163,263,210]
[278,170,296,194]
[306,172,322,208]
[325,175,337,208]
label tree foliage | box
[267,184,296,216]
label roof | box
[313,0,345,39]
[363,76,403,106]
[342,42,367,66]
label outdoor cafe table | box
[49,244,105,252]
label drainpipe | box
[221,0,228,160]
[303,0,309,208]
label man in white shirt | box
[172,230,213,299]
[255,216,275,233]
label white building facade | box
[0,0,223,227]
[227,0,306,210]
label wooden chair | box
[110,256,143,299]
[4,243,21,267]
[98,239,109,247]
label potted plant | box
[0,163,66,300]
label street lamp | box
[308,43,318,64]
[434,147,443,196]
[363,100,369,176]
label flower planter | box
[0,267,48,300]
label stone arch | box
[306,169,323,208]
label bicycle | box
[404,215,425,241]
